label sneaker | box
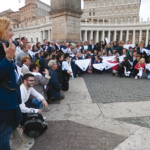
[135,76,138,79]
[139,76,141,78]
[43,117,46,121]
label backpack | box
[22,113,47,138]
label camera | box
[0,37,19,48]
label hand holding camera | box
[2,39,16,61]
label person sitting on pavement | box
[47,60,65,101]
[71,52,83,78]
[29,63,51,104]
[21,56,31,75]
[19,73,48,114]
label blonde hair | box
[0,17,11,41]
[138,58,145,67]
[102,49,107,54]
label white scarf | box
[124,67,131,76]
[137,68,143,77]
[146,64,150,71]
[23,64,29,71]
[31,72,43,77]
[56,43,60,50]
[75,59,91,71]
[28,50,35,58]
[142,48,150,56]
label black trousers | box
[133,69,139,76]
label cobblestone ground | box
[30,121,126,150]
[83,73,150,103]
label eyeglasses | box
[27,80,35,82]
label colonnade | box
[81,29,150,46]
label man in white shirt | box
[20,73,48,114]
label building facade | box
[82,0,141,23]
[12,0,150,47]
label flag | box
[103,60,119,70]
[105,37,109,45]
[93,63,105,71]
[142,48,150,56]
[146,64,150,71]
[75,59,91,71]
[118,55,126,63]
[102,56,115,61]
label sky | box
[0,0,149,21]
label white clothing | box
[19,84,44,113]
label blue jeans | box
[0,122,13,150]
[32,98,42,109]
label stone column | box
[80,30,82,41]
[132,30,135,44]
[43,30,45,40]
[50,0,83,43]
[90,30,93,40]
[114,30,116,41]
[39,31,43,43]
[146,29,149,46]
[96,30,99,43]
[48,30,50,41]
[108,30,111,42]
[120,30,123,41]
[126,30,129,42]
[102,30,105,41]
[139,30,142,42]
[84,30,87,41]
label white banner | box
[118,55,126,63]
[93,63,105,71]
[75,59,91,71]
[142,48,150,56]
[124,44,135,50]
[102,56,115,61]
[93,60,119,71]
[146,64,150,71]
[105,37,109,45]
[28,50,35,58]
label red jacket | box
[134,63,145,71]
[109,61,119,71]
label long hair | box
[123,57,128,66]
[0,17,11,41]
[138,58,145,67]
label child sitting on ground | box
[111,57,119,76]
[134,58,146,79]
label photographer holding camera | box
[0,17,22,149]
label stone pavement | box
[14,73,150,150]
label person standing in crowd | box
[75,43,81,53]
[56,52,64,85]
[89,39,96,53]
[126,46,133,59]
[21,36,27,45]
[62,53,72,91]
[0,17,22,150]
[134,58,146,79]
[40,52,50,74]
[71,52,83,78]
[41,39,48,51]
[21,56,31,75]
[112,41,119,51]
[81,41,90,51]
[133,54,141,72]
[55,39,61,53]
[118,40,124,56]
[122,48,127,56]
[118,57,131,77]
[36,42,43,51]
[32,45,38,53]
[60,41,67,53]
[47,60,65,100]
[29,63,51,103]
[14,38,21,61]
[31,53,40,63]
[146,41,150,50]
[106,44,112,56]
[16,44,29,67]
[130,50,137,63]
[20,73,48,113]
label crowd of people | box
[1,17,150,149]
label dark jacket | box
[31,56,38,63]
[71,56,83,77]
[106,48,112,55]
[41,44,48,51]
[56,60,63,84]
[133,59,139,69]
[41,59,49,73]
[39,56,44,65]
[89,44,96,53]
[47,68,62,98]
[62,60,70,82]
[0,45,22,130]
[47,46,52,55]
[118,46,123,56]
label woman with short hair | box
[0,17,22,149]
